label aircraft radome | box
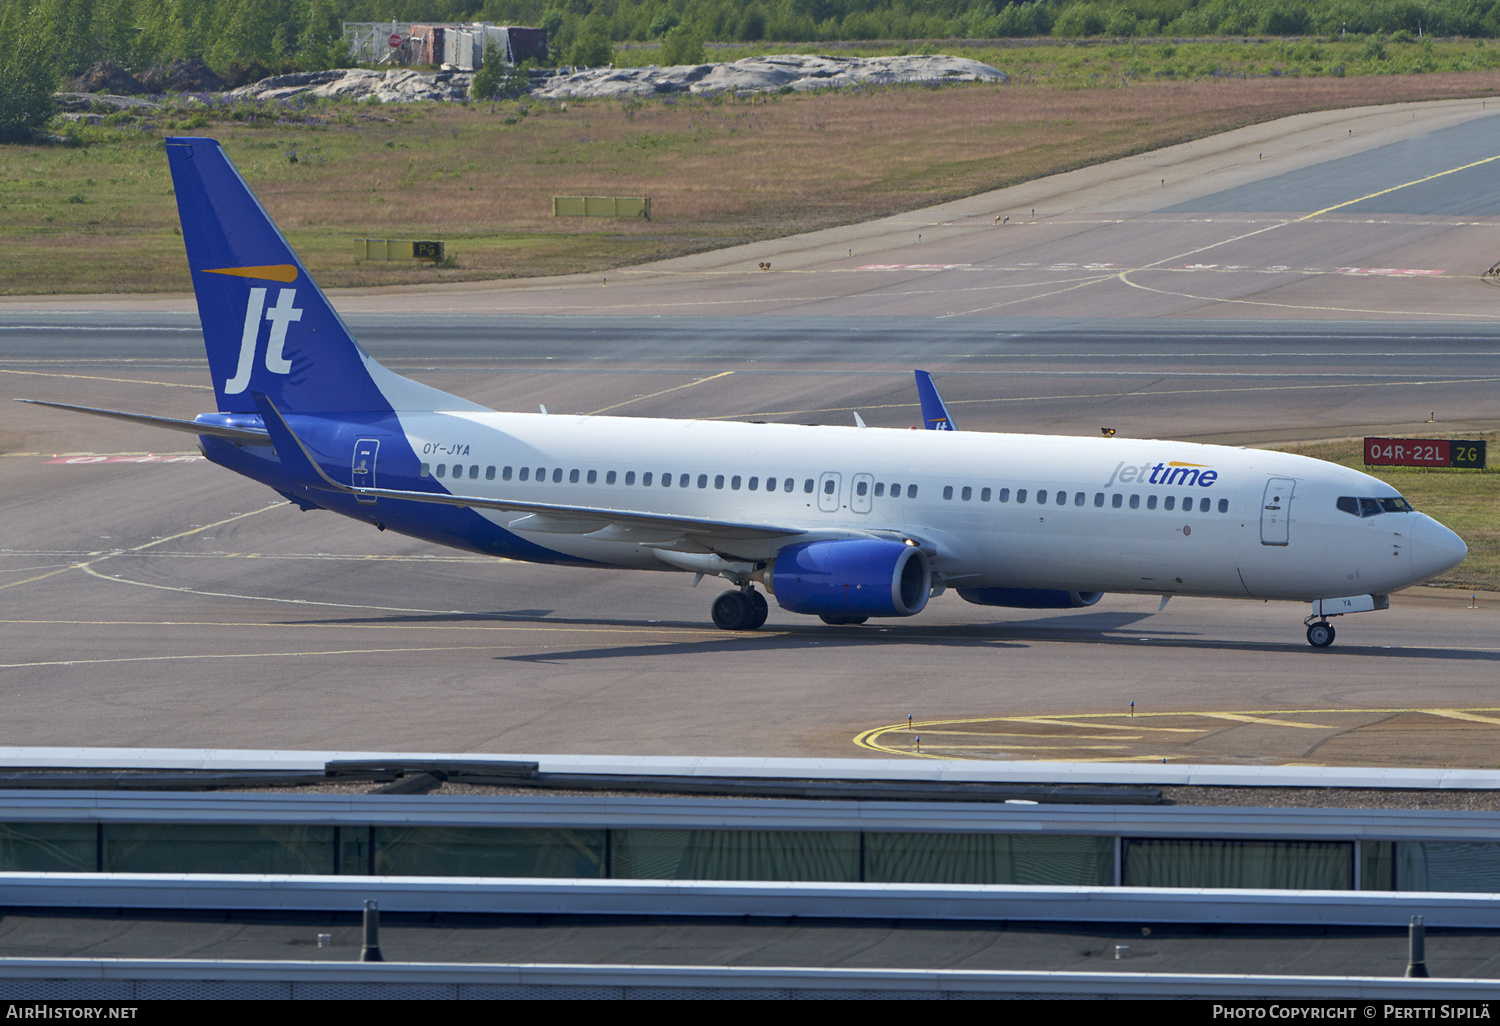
[20,138,1469,648]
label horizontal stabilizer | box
[15,399,270,442]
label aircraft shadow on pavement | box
[292,609,1500,663]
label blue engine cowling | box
[766,539,931,618]
[957,588,1103,609]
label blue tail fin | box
[914,369,957,431]
[167,137,395,414]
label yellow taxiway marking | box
[0,503,284,593]
[0,645,507,670]
[0,368,212,390]
[1117,271,1496,320]
[1298,152,1500,221]
[0,618,712,637]
[1417,709,1500,727]
[854,707,1500,760]
[586,371,734,415]
[1002,717,1207,733]
[1197,712,1335,729]
[891,729,1147,741]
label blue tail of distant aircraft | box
[166,137,391,415]
[914,369,957,431]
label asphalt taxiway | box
[5,99,1500,762]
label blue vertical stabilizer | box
[166,137,389,415]
[914,369,957,431]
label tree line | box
[8,0,1500,139]
[12,0,1500,83]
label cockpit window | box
[1338,495,1416,517]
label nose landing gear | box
[1301,594,1389,648]
[1305,620,1335,648]
[711,587,769,631]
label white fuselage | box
[392,410,1463,603]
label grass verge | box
[4,58,1500,293]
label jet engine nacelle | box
[957,587,1104,609]
[765,539,931,618]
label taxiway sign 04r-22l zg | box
[22,137,1469,647]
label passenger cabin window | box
[587,470,597,484]
[607,471,617,484]
[1163,496,1174,510]
[435,464,446,478]
[419,463,430,478]
[998,488,1010,503]
[1218,498,1229,513]
[804,479,815,493]
[875,482,885,497]
[943,486,954,500]
[980,487,991,502]
[486,466,496,481]
[1016,489,1027,503]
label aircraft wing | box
[251,394,810,545]
[15,399,271,443]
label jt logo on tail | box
[224,287,304,394]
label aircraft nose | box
[1411,516,1468,581]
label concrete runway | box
[5,99,1500,763]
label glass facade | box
[0,821,1495,893]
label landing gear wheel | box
[712,589,761,631]
[1306,621,1335,648]
[746,589,769,629]
[819,614,869,626]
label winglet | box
[914,370,957,431]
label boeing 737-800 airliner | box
[22,138,1469,647]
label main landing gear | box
[1305,620,1336,648]
[711,587,769,631]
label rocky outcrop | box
[225,53,1002,104]
[71,60,146,95]
[53,92,164,113]
[137,58,226,94]
[229,68,474,103]
[532,54,1005,100]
